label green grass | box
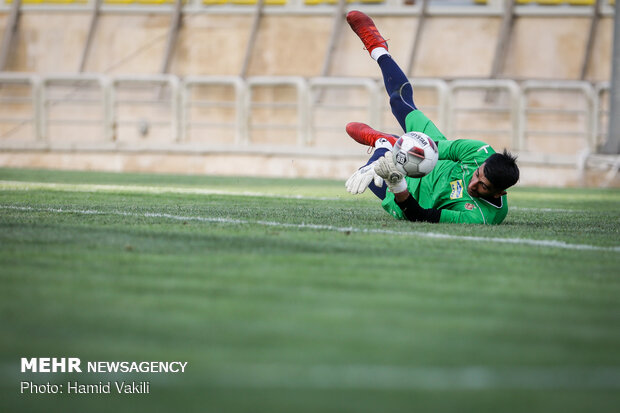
[1,168,619,413]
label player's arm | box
[387,193,487,224]
[375,154,441,223]
[437,139,495,164]
[394,194,489,224]
[404,111,494,164]
[404,110,447,142]
[393,192,441,223]
[438,208,488,225]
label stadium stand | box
[303,0,385,5]
[3,0,88,3]
[2,0,613,5]
[0,0,616,186]
[474,0,603,4]
[228,0,287,5]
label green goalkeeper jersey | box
[381,110,508,225]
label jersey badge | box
[450,180,463,200]
[465,203,475,210]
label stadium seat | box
[101,0,187,3]
[304,0,383,5]
[473,0,577,3]
[503,0,596,4]
[201,0,287,4]
[230,0,287,4]
[5,0,87,3]
[531,0,563,4]
[135,0,175,4]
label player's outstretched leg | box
[365,146,390,201]
[347,10,418,132]
[346,122,398,147]
[377,56,417,132]
[345,122,397,200]
[346,11,389,59]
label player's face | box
[468,164,499,198]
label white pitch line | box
[510,206,583,213]
[2,205,619,253]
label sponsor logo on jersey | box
[450,180,463,200]
[465,203,475,210]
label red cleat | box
[346,122,397,147]
[346,10,388,56]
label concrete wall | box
[1,12,611,80]
[1,149,606,187]
[0,11,615,187]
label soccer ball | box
[392,131,439,178]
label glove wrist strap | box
[389,179,408,194]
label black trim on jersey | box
[395,194,441,223]
[479,195,503,209]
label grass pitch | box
[1,167,619,413]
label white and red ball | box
[392,131,439,178]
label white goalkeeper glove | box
[345,161,384,195]
[374,153,408,193]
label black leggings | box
[377,54,417,132]
[362,55,418,201]
[365,148,389,200]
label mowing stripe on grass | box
[2,205,618,252]
[201,364,620,390]
[0,180,588,213]
[0,180,340,201]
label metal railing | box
[181,75,246,144]
[308,77,381,145]
[448,79,521,149]
[110,75,180,143]
[0,73,42,142]
[246,76,308,146]
[594,82,609,149]
[0,0,614,16]
[41,74,109,143]
[0,73,612,162]
[520,80,595,153]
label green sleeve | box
[439,198,508,225]
[404,110,447,142]
[437,139,496,164]
[439,209,486,225]
[384,197,503,225]
[380,190,405,220]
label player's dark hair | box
[484,149,519,192]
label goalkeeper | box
[344,11,519,225]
